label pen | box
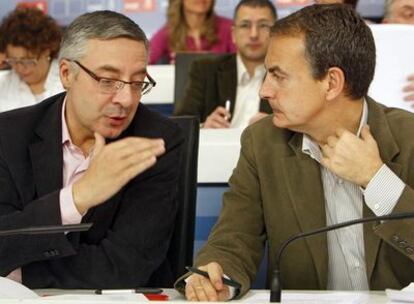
[224,99,231,121]
[95,287,163,294]
[185,266,241,289]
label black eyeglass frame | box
[71,60,156,95]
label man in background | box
[178,4,414,301]
[0,10,183,288]
[174,0,276,129]
[382,0,414,103]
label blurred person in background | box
[174,0,276,129]
[0,39,6,69]
[314,0,358,8]
[149,0,236,64]
[0,7,63,112]
[383,0,414,104]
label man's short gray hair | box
[58,10,148,62]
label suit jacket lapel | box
[29,96,64,198]
[217,56,237,114]
[282,132,328,288]
[364,97,401,282]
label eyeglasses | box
[4,57,39,69]
[234,21,273,33]
[72,60,156,95]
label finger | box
[320,156,331,170]
[360,125,374,142]
[402,83,414,92]
[206,262,224,291]
[111,138,165,160]
[321,143,334,159]
[120,154,157,183]
[92,132,106,157]
[404,94,414,102]
[209,116,230,128]
[214,106,230,116]
[217,286,231,301]
[185,281,198,301]
[335,127,347,138]
[326,135,338,148]
[407,74,414,81]
[126,138,165,155]
[192,280,209,302]
[200,276,219,301]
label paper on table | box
[39,293,149,302]
[240,291,370,304]
[0,277,39,299]
[386,282,414,303]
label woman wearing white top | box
[0,7,63,112]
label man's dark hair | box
[270,4,375,99]
[344,0,359,9]
[234,0,278,21]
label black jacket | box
[0,92,183,288]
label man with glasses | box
[174,0,277,129]
[0,10,184,289]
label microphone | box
[0,223,92,237]
[270,211,414,302]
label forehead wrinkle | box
[95,65,147,77]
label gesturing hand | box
[320,125,383,188]
[73,132,165,214]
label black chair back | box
[168,116,199,279]
[148,115,199,287]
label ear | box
[59,59,74,90]
[323,67,345,101]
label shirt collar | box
[236,54,265,86]
[61,96,71,145]
[302,98,369,163]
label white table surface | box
[0,288,388,303]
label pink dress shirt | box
[7,98,87,283]
[149,15,236,64]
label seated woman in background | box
[0,7,63,112]
[149,0,236,64]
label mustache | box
[103,105,131,117]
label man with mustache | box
[0,10,183,288]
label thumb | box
[360,125,374,142]
[91,132,106,157]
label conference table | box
[0,288,390,303]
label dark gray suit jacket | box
[0,92,183,288]
[173,54,272,122]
